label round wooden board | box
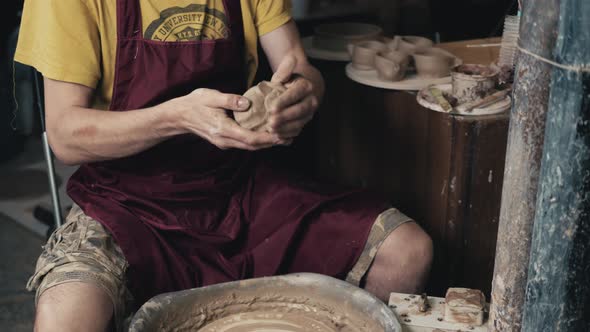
[417,84,511,116]
[346,63,452,91]
[302,36,351,62]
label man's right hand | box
[172,88,283,151]
[43,78,278,165]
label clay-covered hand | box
[266,55,320,143]
[173,88,281,150]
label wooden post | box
[489,1,560,331]
[521,1,590,330]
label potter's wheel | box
[128,273,401,332]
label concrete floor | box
[0,137,75,330]
[0,214,42,331]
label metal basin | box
[129,273,401,331]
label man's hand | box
[174,88,282,151]
[266,55,321,143]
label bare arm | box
[260,20,325,102]
[44,79,181,165]
[259,21,324,139]
[45,79,280,165]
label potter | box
[17,0,437,330]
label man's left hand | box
[266,55,320,143]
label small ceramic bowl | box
[348,40,388,70]
[396,36,434,54]
[413,47,456,78]
[375,50,411,81]
[312,23,382,52]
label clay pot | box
[375,50,410,81]
[312,23,382,52]
[451,64,500,103]
[413,47,456,78]
[396,35,434,54]
[348,40,388,70]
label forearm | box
[48,101,184,165]
[260,21,325,102]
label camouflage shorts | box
[26,205,133,331]
[27,205,412,331]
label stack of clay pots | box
[348,35,458,82]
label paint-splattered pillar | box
[521,0,590,330]
[489,1,559,331]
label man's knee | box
[397,223,433,270]
[35,282,113,332]
[376,222,433,281]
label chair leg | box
[42,131,63,228]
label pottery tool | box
[455,88,511,113]
[429,87,453,112]
[466,43,502,48]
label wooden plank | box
[438,38,502,65]
[389,292,488,332]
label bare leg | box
[35,282,113,332]
[364,222,433,302]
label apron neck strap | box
[116,0,143,39]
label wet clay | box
[445,288,485,309]
[155,293,384,332]
[128,274,398,332]
[201,311,351,332]
[234,81,286,132]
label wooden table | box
[438,37,501,65]
[309,37,507,297]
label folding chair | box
[32,68,63,235]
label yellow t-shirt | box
[15,0,292,109]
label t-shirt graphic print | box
[144,3,229,42]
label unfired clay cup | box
[348,40,388,70]
[384,36,402,51]
[396,36,434,54]
[413,47,456,78]
[375,50,411,81]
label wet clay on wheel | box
[234,81,286,132]
[166,292,385,332]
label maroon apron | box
[67,0,389,305]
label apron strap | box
[116,0,143,39]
